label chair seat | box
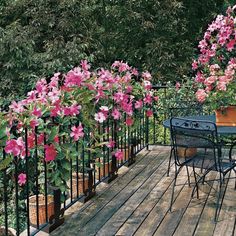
[180,149,236,175]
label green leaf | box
[0,156,12,170]
[48,126,59,143]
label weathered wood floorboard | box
[51,147,236,236]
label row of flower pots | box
[27,147,132,226]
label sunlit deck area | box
[50,146,236,236]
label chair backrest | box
[170,117,219,166]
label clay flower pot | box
[121,147,131,161]
[67,173,89,199]
[95,158,112,179]
[28,194,54,226]
[177,147,197,158]
[215,106,236,126]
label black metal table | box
[163,114,236,136]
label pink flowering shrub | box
[193,5,236,110]
[0,60,158,190]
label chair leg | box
[201,148,207,173]
[214,174,224,223]
[167,147,173,177]
[169,165,182,212]
[193,164,199,199]
[186,165,191,187]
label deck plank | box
[50,147,236,236]
[116,168,174,236]
[213,173,236,236]
[133,167,191,236]
[52,149,164,236]
[193,174,230,236]
[96,155,171,236]
[172,172,217,236]
[76,152,166,235]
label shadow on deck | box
[50,146,236,236]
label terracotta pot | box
[28,194,54,226]
[95,159,112,179]
[121,147,131,161]
[215,106,236,126]
[177,147,197,158]
[67,173,89,199]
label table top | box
[163,114,236,135]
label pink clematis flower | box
[32,107,42,118]
[95,112,107,123]
[112,109,121,120]
[226,39,235,52]
[80,60,91,71]
[70,125,84,141]
[125,117,134,126]
[143,80,152,90]
[50,104,61,117]
[114,150,124,160]
[144,94,152,104]
[196,89,207,103]
[135,100,143,109]
[45,144,57,162]
[54,135,59,143]
[175,82,181,90]
[63,104,81,116]
[217,81,227,91]
[30,119,39,129]
[106,140,115,148]
[192,60,198,70]
[100,106,109,118]
[126,85,133,93]
[18,173,27,186]
[37,133,44,145]
[5,137,25,157]
[9,101,25,113]
[142,71,152,80]
[146,110,153,117]
[28,133,35,149]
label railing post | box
[128,143,135,166]
[47,188,64,233]
[107,154,118,183]
[84,167,96,203]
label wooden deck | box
[51,146,236,236]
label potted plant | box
[193,4,236,126]
[94,157,112,180]
[67,172,89,199]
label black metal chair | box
[166,101,203,176]
[169,117,236,222]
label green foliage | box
[0,0,225,103]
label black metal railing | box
[0,85,209,236]
[0,107,149,236]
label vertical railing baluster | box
[43,119,48,223]
[146,112,149,150]
[76,141,79,199]
[107,118,110,173]
[34,127,40,228]
[3,150,8,236]
[25,128,30,235]
[14,156,20,235]
[153,114,156,144]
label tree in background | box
[0,0,225,105]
